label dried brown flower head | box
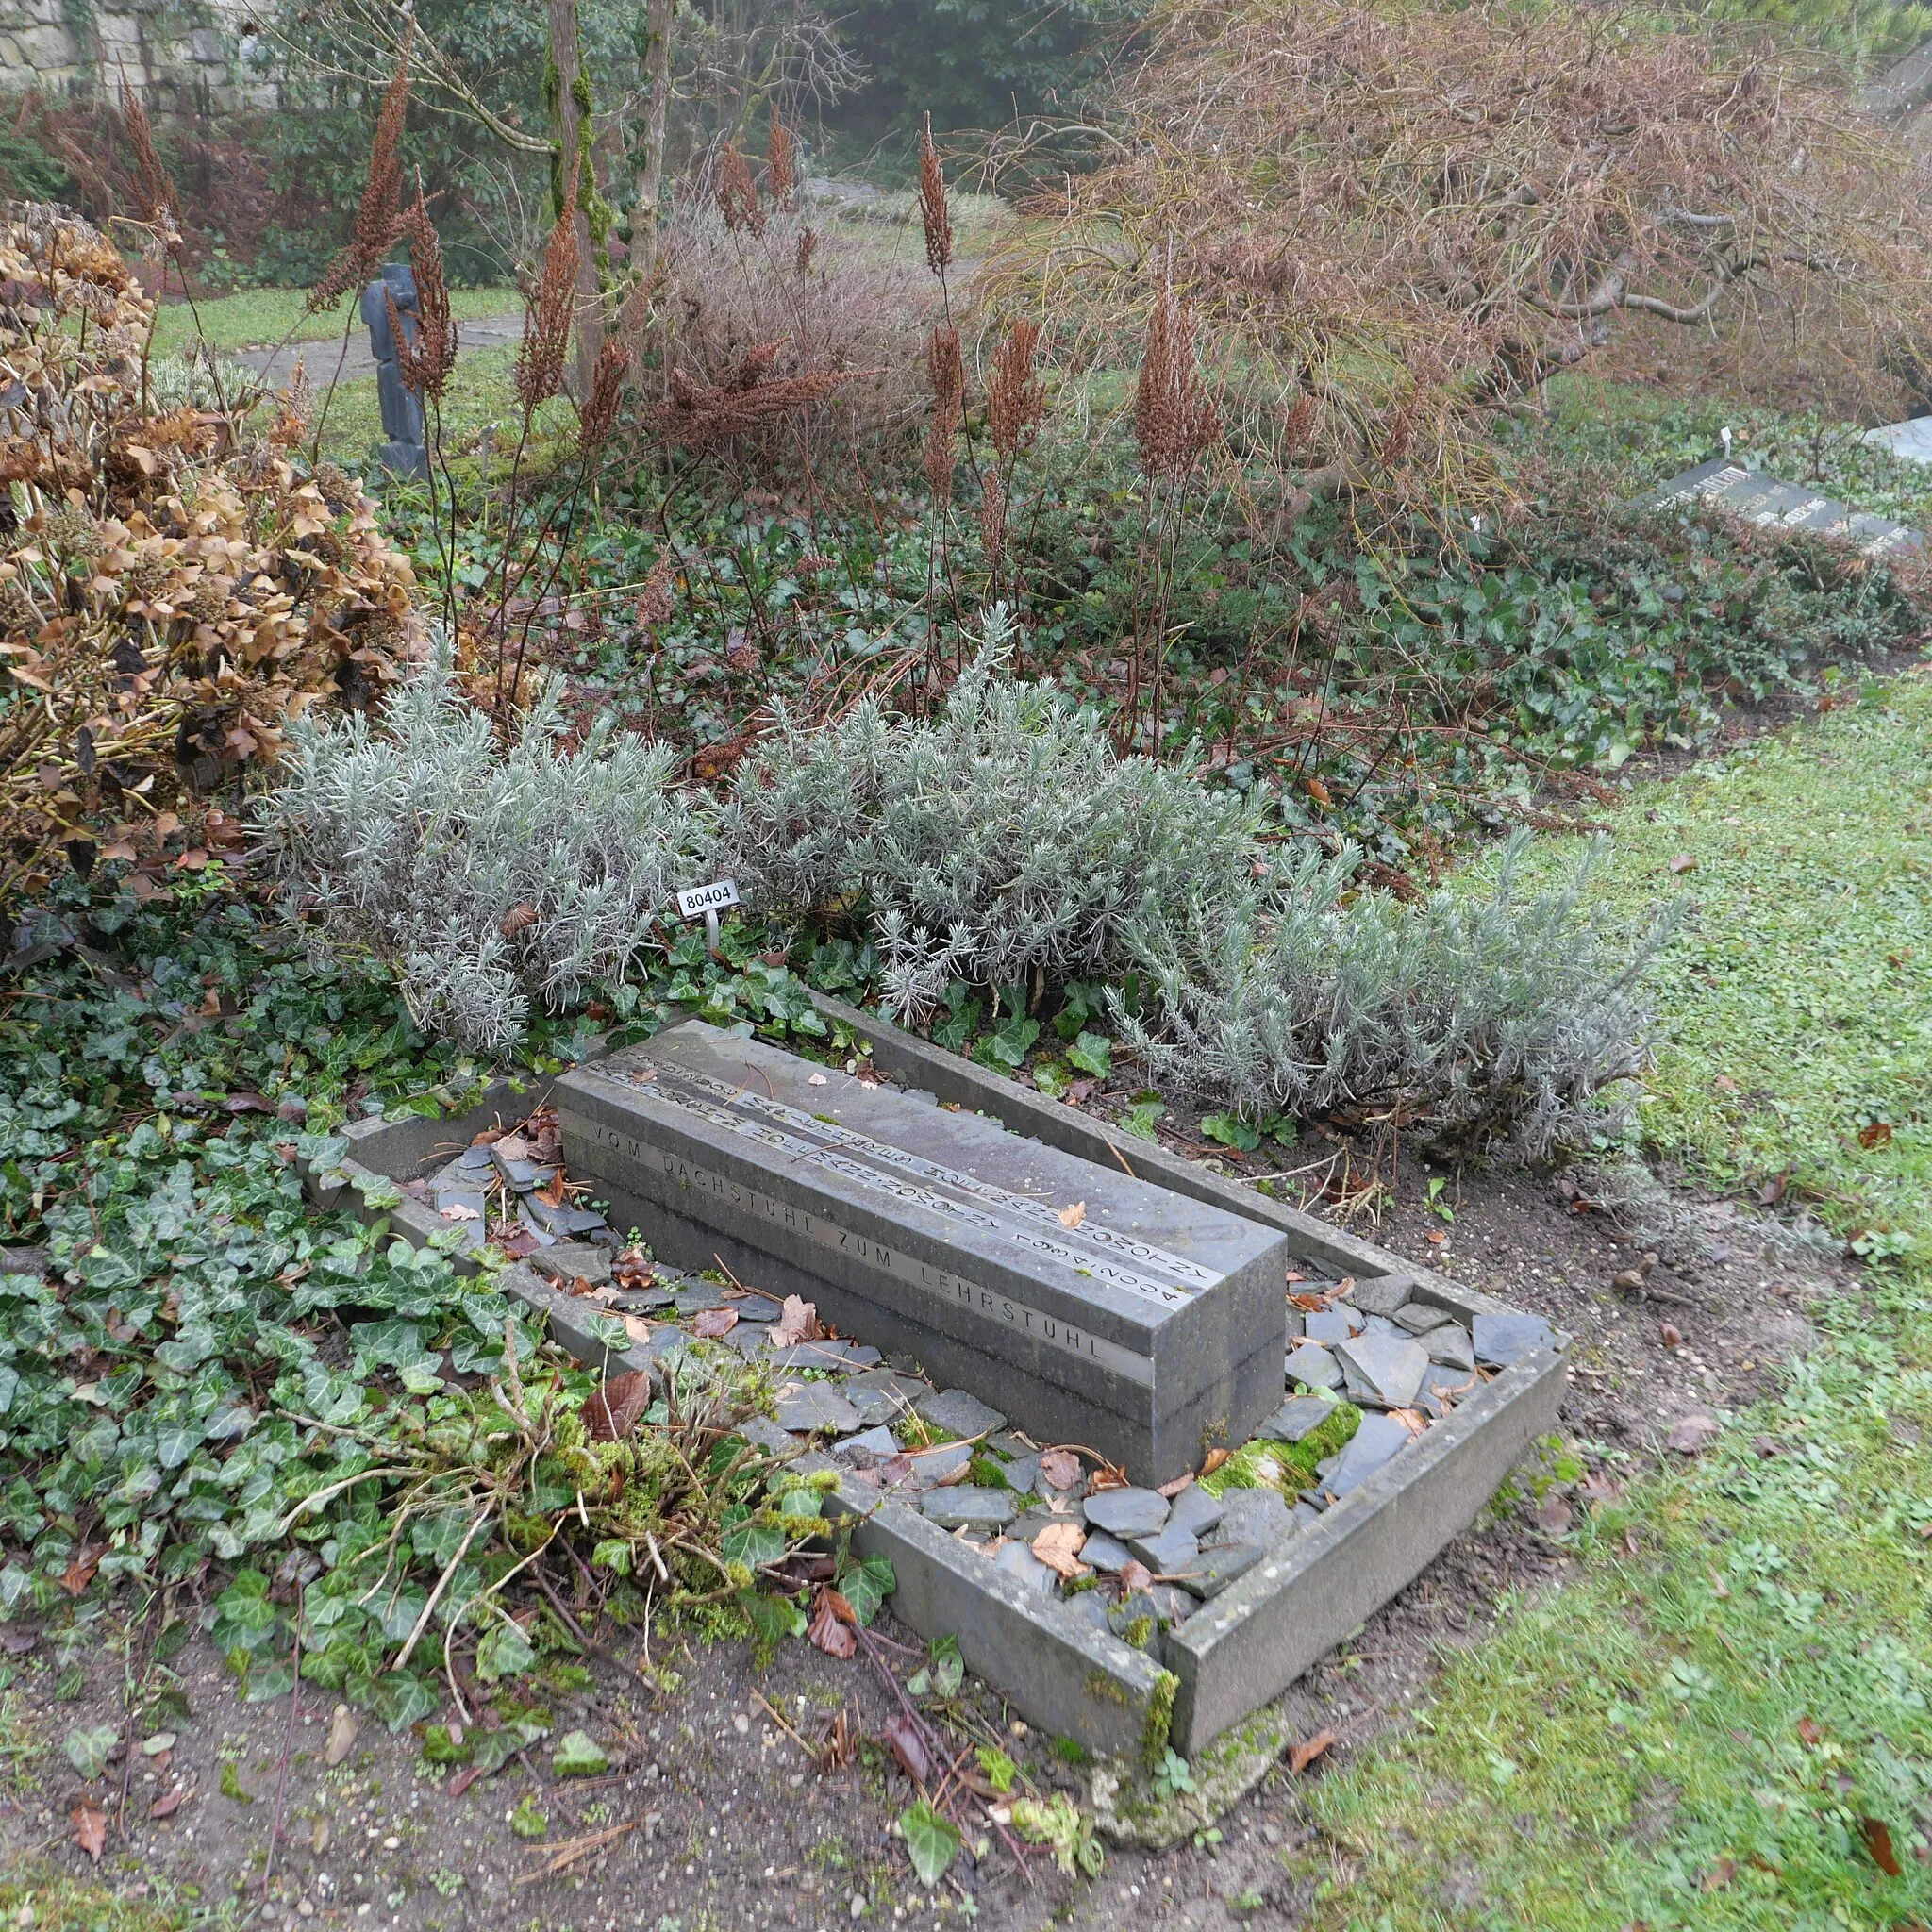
[924,323,964,498]
[515,197,578,414]
[578,340,631,459]
[1135,279,1219,481]
[918,115,953,276]
[392,176,458,402]
[633,554,675,628]
[978,467,1006,563]
[313,25,414,309]
[794,225,818,276]
[1281,391,1317,453]
[716,142,765,237]
[767,109,796,204]
[988,319,1046,459]
[118,77,175,235]
[657,341,863,448]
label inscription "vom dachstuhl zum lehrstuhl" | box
[575,1092,1168,1388]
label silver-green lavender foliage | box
[718,609,1262,1021]
[1118,833,1675,1159]
[258,650,708,1050]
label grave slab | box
[1647,457,1922,558]
[556,1022,1288,1481]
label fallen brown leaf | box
[1579,1472,1623,1505]
[621,1313,654,1344]
[1666,1411,1721,1456]
[1155,1472,1195,1499]
[1535,1494,1574,1535]
[1386,1407,1427,1437]
[440,1203,480,1222]
[1038,1448,1082,1491]
[1031,1522,1089,1579]
[1288,1729,1337,1775]
[325,1704,358,1766]
[1858,1121,1895,1150]
[1116,1560,1154,1595]
[775,1295,822,1346]
[1862,1817,1903,1876]
[692,1307,740,1339]
[1058,1201,1087,1229]
[59,1544,100,1594]
[584,1369,654,1442]
[1669,854,1696,874]
[881,1710,931,1788]
[1658,1323,1683,1347]
[807,1588,856,1659]
[73,1802,107,1861]
[1796,1716,1823,1746]
[1700,1856,1738,1892]
[148,1784,190,1820]
[1199,1448,1231,1477]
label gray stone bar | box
[555,1023,1287,1482]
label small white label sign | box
[676,878,741,919]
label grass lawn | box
[149,284,519,358]
[1291,669,1932,1929]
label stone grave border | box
[298,991,1566,1762]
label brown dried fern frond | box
[312,25,414,310]
[515,197,578,414]
[918,114,952,276]
[987,318,1045,459]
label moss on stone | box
[1142,1669,1179,1771]
[1198,1402,1362,1496]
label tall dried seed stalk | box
[313,25,414,308]
[1135,280,1219,480]
[978,467,1006,562]
[924,324,964,497]
[918,115,952,276]
[716,142,765,236]
[578,341,630,458]
[117,77,175,234]
[392,178,457,401]
[516,198,579,412]
[795,225,818,275]
[766,110,795,204]
[988,319,1045,459]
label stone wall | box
[0,0,276,118]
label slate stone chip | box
[774,1383,863,1435]
[732,1294,784,1322]
[1077,1529,1134,1573]
[1285,1343,1342,1391]
[1125,1524,1200,1577]
[1326,1411,1414,1497]
[1082,1487,1170,1540]
[833,1425,902,1468]
[905,1441,974,1486]
[913,1388,1008,1440]
[1391,1302,1447,1335]
[1419,1324,1475,1370]
[528,1241,613,1288]
[1473,1311,1557,1367]
[991,1540,1058,1595]
[1000,1454,1042,1500]
[1257,1396,1335,1444]
[1335,1331,1429,1409]
[673,1284,729,1315]
[1163,1485,1226,1541]
[1180,1541,1267,1599]
[1302,1308,1361,1345]
[846,1371,929,1427]
[921,1487,1016,1530]
[1345,1273,1415,1317]
[1211,1486,1295,1548]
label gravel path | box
[231,311,525,389]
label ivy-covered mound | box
[0,882,859,1738]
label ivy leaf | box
[899,1800,960,1888]
[1065,1031,1112,1078]
[835,1551,896,1627]
[475,1619,536,1684]
[721,1520,789,1572]
[1200,1111,1262,1152]
[552,1729,609,1777]
[64,1724,119,1781]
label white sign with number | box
[676,878,741,920]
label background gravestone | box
[1646,457,1922,558]
[359,262,429,482]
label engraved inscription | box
[578,1118,1155,1386]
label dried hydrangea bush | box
[0,201,417,897]
[258,648,710,1050]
